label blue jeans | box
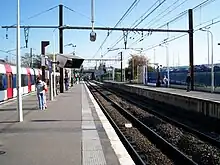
[186,82,190,92]
[65,83,69,91]
[37,93,44,110]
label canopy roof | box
[56,53,84,68]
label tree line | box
[125,54,154,80]
[9,51,152,80]
[101,54,154,81]
[18,53,59,71]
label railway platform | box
[128,83,220,102]
[0,83,134,165]
[103,80,220,120]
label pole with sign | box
[47,59,53,101]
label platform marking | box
[81,85,107,165]
[0,91,36,106]
[84,82,135,165]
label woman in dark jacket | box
[186,73,191,92]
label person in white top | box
[36,77,46,110]
[44,80,48,109]
[163,75,168,87]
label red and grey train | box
[0,61,59,102]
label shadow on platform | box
[30,119,101,122]
[0,107,38,111]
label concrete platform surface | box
[0,83,134,165]
[104,80,220,102]
[127,84,220,103]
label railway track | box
[88,81,220,165]
[97,82,220,147]
[98,81,220,145]
[86,81,197,165]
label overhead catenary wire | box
[0,5,58,47]
[101,0,167,58]
[142,15,220,52]
[157,0,218,29]
[129,0,217,48]
[63,5,106,27]
[91,0,141,58]
[146,0,189,29]
[127,0,219,49]
[129,0,164,29]
[132,0,166,29]
[9,5,59,27]
[101,0,165,55]
[108,0,166,50]
[128,0,188,47]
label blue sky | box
[0,0,220,68]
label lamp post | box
[16,0,23,122]
[200,28,214,93]
[207,31,210,65]
[159,43,170,87]
[53,29,57,98]
[65,43,76,55]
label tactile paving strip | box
[82,138,103,151]
[82,120,96,130]
[83,150,106,165]
[81,85,107,165]
[82,112,93,120]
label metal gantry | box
[1,5,195,91]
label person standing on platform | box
[36,77,46,110]
[44,80,48,109]
[71,76,74,86]
[186,73,191,92]
[64,77,69,91]
[163,75,168,87]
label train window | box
[0,74,3,90]
[23,74,26,86]
[13,75,16,88]
[31,75,35,85]
[2,74,7,89]
[24,75,28,86]
[21,74,25,87]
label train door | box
[7,72,13,99]
[28,73,31,92]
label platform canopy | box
[56,53,84,68]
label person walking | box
[36,77,46,110]
[186,73,191,92]
[44,80,48,109]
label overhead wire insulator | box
[24,28,30,48]
[139,31,144,42]
[6,28,8,39]
[123,31,128,49]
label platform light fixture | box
[199,27,214,93]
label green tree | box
[21,53,41,68]
[127,54,153,79]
